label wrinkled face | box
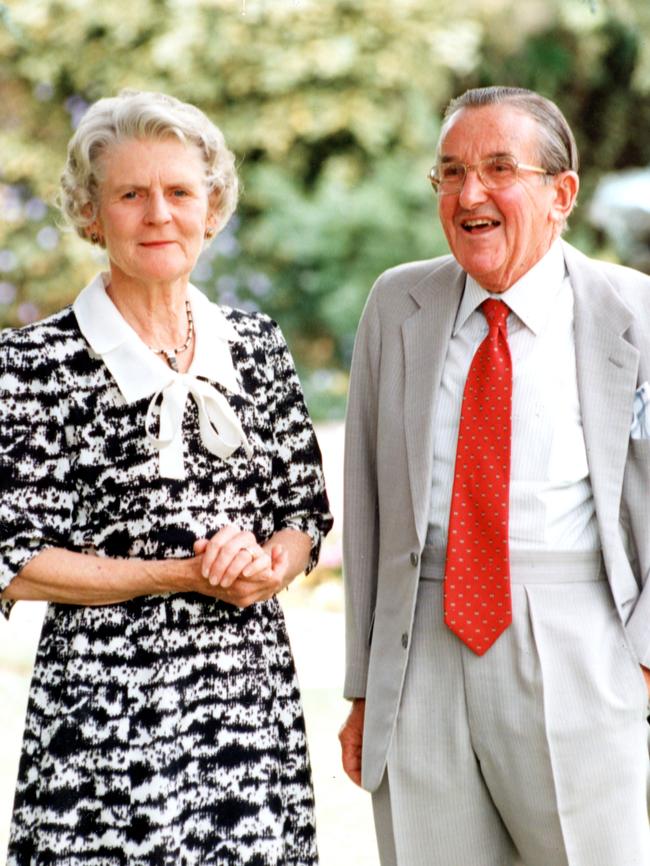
[437,104,572,293]
[90,136,216,289]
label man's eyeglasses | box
[428,155,550,195]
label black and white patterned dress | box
[0,276,332,866]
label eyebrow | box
[439,151,514,163]
[112,180,199,193]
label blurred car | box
[589,168,650,273]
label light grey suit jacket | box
[343,240,650,792]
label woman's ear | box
[206,189,222,234]
[84,221,103,245]
[82,202,104,245]
[204,208,219,240]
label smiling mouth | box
[461,219,501,233]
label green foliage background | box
[1,0,650,416]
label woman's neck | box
[105,271,195,372]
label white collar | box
[454,240,567,336]
[73,272,242,400]
[73,273,251,479]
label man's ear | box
[550,170,579,226]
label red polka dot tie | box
[444,298,513,655]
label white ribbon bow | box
[145,374,252,479]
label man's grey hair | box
[59,90,239,241]
[439,85,579,176]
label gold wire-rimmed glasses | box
[428,155,549,195]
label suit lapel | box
[563,242,639,547]
[402,259,465,545]
[399,242,639,551]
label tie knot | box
[481,298,509,330]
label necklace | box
[150,300,194,372]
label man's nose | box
[457,167,489,208]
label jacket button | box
[401,633,408,649]
[410,551,419,567]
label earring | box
[90,233,100,244]
[205,227,215,239]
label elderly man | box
[340,85,650,866]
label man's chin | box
[458,256,508,293]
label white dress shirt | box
[428,240,601,551]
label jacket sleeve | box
[343,290,382,699]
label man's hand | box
[339,698,366,787]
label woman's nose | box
[145,189,172,223]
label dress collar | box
[73,273,251,479]
[73,272,242,401]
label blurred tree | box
[453,3,650,237]
[1,0,649,416]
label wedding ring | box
[242,546,255,558]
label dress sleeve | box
[0,338,77,618]
[265,321,333,573]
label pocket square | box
[631,381,650,439]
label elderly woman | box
[0,90,332,866]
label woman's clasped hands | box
[193,524,289,608]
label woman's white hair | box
[59,89,239,241]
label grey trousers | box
[372,550,650,866]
